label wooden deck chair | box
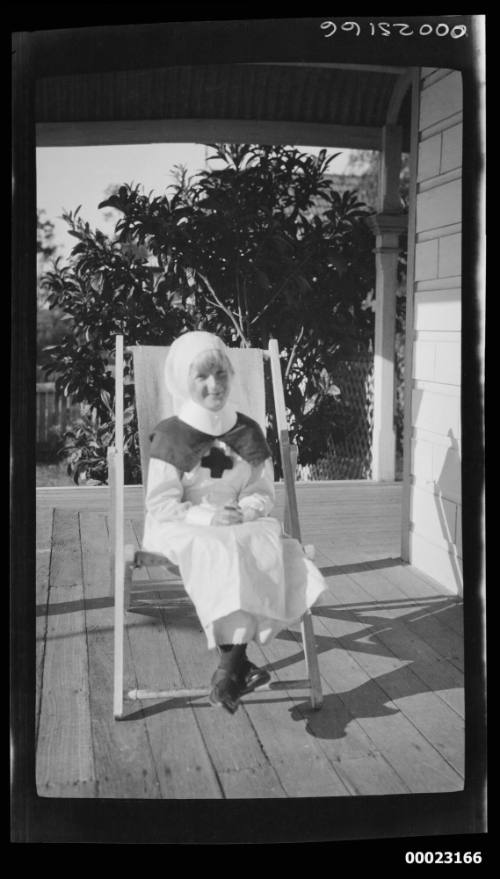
[108,334,323,719]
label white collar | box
[177,400,238,436]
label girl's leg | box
[209,612,271,712]
[209,643,247,714]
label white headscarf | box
[164,331,237,435]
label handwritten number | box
[341,21,361,36]
[393,22,414,36]
[320,19,467,39]
[320,20,337,37]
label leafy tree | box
[36,210,71,381]
[37,210,57,264]
[42,144,377,483]
[41,206,193,480]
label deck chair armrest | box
[133,549,181,577]
[134,549,171,566]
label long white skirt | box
[142,514,326,648]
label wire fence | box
[297,357,375,481]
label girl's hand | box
[212,503,243,526]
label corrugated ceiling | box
[36,64,408,134]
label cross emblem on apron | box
[201,446,234,478]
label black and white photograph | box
[11,13,486,849]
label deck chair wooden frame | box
[108,334,323,719]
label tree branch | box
[249,252,313,326]
[197,272,250,347]
[285,324,305,379]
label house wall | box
[408,68,463,593]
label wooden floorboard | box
[352,566,463,673]
[285,613,464,793]
[324,563,464,675]
[35,481,465,799]
[80,511,163,798]
[320,545,463,664]
[319,579,464,721]
[237,690,352,797]
[164,611,288,799]
[237,638,353,797]
[36,509,97,798]
[313,560,464,780]
[36,505,52,748]
[131,513,404,798]
[126,519,224,799]
[254,628,411,796]
[380,562,464,637]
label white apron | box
[142,442,326,648]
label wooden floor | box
[36,482,464,799]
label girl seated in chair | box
[142,331,326,714]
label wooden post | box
[400,71,421,562]
[268,339,323,710]
[378,125,403,214]
[112,335,125,719]
[367,125,407,482]
[371,229,398,481]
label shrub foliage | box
[41,144,378,483]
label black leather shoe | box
[240,660,271,695]
[209,667,242,714]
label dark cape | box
[149,412,272,473]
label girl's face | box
[188,354,232,411]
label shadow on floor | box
[317,557,403,578]
[119,592,463,740]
